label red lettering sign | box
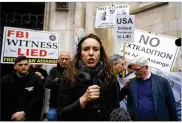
[17,48,47,57]
[7,30,29,38]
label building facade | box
[0,2,181,74]
[43,2,181,71]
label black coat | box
[45,64,65,108]
[1,72,44,121]
[57,75,120,121]
[29,65,48,84]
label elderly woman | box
[57,34,120,121]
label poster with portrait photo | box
[95,4,129,28]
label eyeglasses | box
[132,66,145,72]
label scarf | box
[77,60,103,83]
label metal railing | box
[0,12,44,32]
[0,12,44,57]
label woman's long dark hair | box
[62,33,114,85]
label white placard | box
[117,29,180,71]
[95,4,129,28]
[115,15,135,43]
[1,27,60,64]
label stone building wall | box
[43,2,181,71]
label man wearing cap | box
[1,56,44,121]
[126,57,178,121]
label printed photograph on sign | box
[1,27,60,64]
[100,11,107,21]
[95,4,129,28]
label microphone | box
[175,38,181,47]
[90,67,98,85]
[90,67,100,109]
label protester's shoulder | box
[152,73,168,82]
[1,74,13,81]
[43,69,48,74]
[107,75,117,84]
[111,75,117,80]
[125,77,137,88]
[49,66,58,73]
[30,72,42,81]
[39,67,47,72]
[59,79,75,90]
[1,74,12,79]
[39,68,48,75]
[128,77,137,83]
[1,74,14,85]
[30,73,44,86]
[51,66,58,70]
[29,65,34,70]
[151,73,170,88]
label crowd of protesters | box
[0,34,179,121]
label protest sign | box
[95,4,129,28]
[1,27,60,64]
[115,15,135,43]
[117,29,180,71]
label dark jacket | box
[57,77,120,121]
[57,61,120,121]
[1,72,44,121]
[127,73,178,121]
[45,64,65,108]
[29,65,48,84]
